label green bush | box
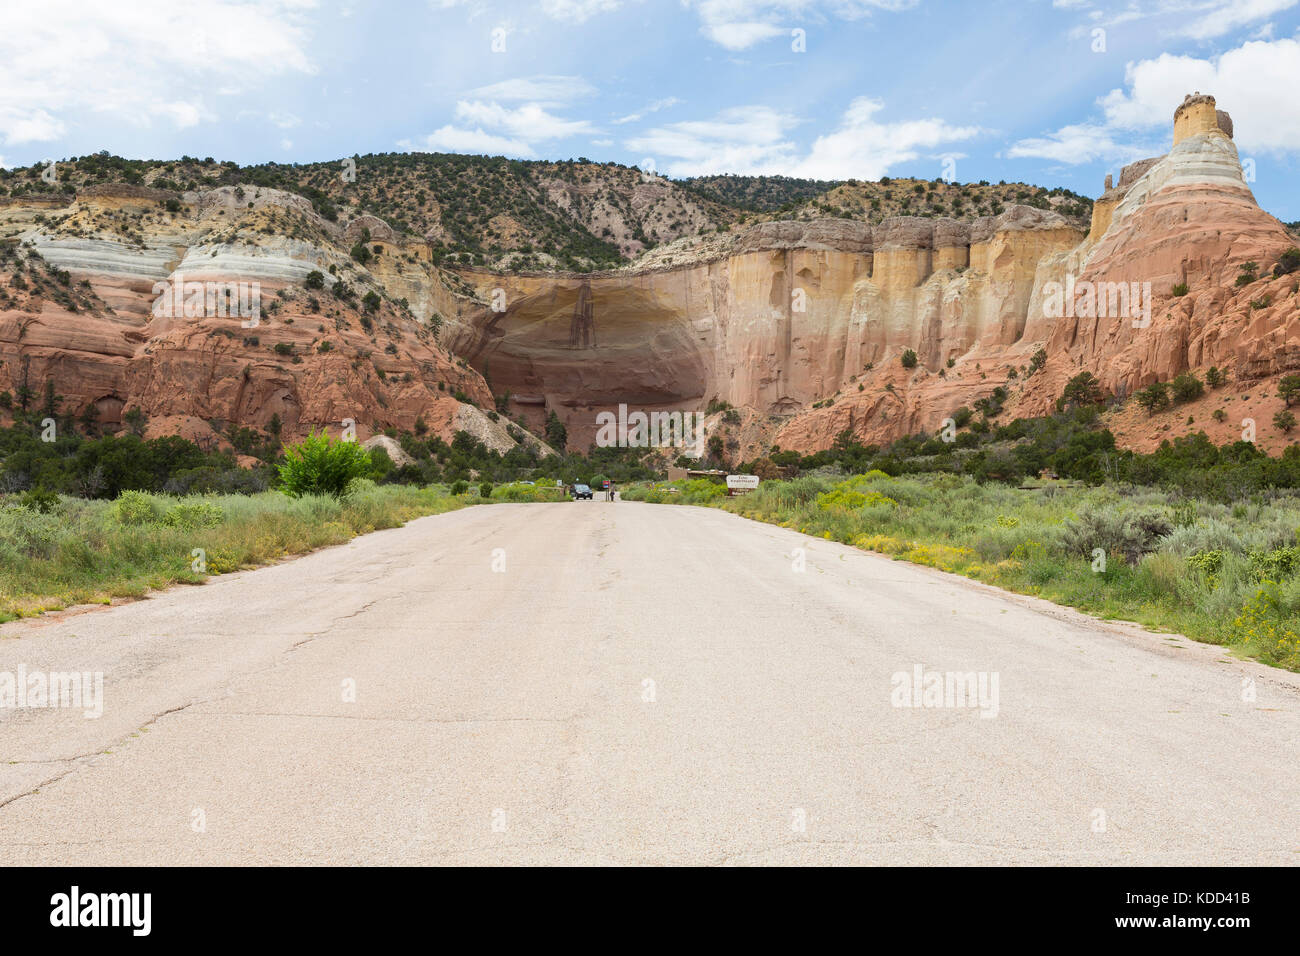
[479,482,493,497]
[1170,373,1204,404]
[1135,382,1171,414]
[450,479,469,495]
[163,501,225,531]
[1249,547,1300,582]
[276,432,372,498]
[111,490,162,525]
[1062,507,1172,564]
[18,488,60,514]
[1186,549,1226,579]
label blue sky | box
[3,0,1298,218]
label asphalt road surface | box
[2,501,1298,865]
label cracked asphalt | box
[2,501,1299,865]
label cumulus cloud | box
[0,0,317,147]
[411,126,537,157]
[453,101,595,140]
[790,97,981,179]
[1009,37,1300,162]
[1099,39,1300,152]
[409,74,598,158]
[626,97,978,178]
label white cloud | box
[1178,0,1297,40]
[1005,123,1153,164]
[613,97,681,124]
[1100,39,1300,151]
[1061,0,1297,40]
[0,0,316,147]
[683,0,918,50]
[410,78,597,159]
[412,126,537,157]
[705,20,787,49]
[465,75,596,104]
[626,97,978,178]
[791,97,981,179]
[540,0,624,22]
[1010,37,1300,162]
[0,108,66,146]
[626,105,799,174]
[453,101,595,139]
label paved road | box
[2,501,1298,865]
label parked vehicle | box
[571,483,593,500]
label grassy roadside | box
[621,475,1300,673]
[0,482,475,623]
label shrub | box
[277,431,372,498]
[304,270,325,290]
[1273,248,1300,277]
[450,479,469,495]
[1062,507,1172,564]
[1171,282,1189,296]
[1206,366,1225,388]
[1062,371,1102,408]
[1135,382,1171,414]
[1275,410,1297,433]
[901,349,918,369]
[1249,547,1300,581]
[162,501,225,530]
[18,488,60,514]
[479,482,493,498]
[1186,549,1226,579]
[1170,372,1204,403]
[1231,583,1300,669]
[111,489,161,525]
[1280,375,1300,407]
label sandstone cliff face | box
[440,208,1084,451]
[0,186,527,452]
[1,94,1291,462]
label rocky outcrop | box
[438,206,1084,450]
[436,93,1296,457]
[0,187,523,453]
[1,93,1291,462]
